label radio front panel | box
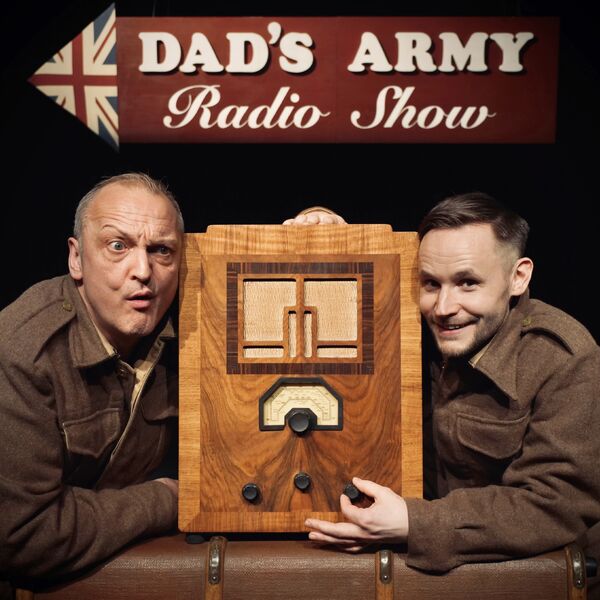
[179,226,421,533]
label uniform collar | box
[469,290,532,404]
[64,276,176,369]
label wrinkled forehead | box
[85,183,181,237]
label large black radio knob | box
[287,409,314,434]
[241,483,260,503]
[294,472,312,491]
[343,483,363,503]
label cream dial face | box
[261,383,340,428]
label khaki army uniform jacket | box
[405,292,600,572]
[0,276,178,579]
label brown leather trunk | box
[16,534,588,600]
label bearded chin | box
[437,320,501,361]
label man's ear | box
[510,257,533,297]
[68,237,83,281]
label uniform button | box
[62,301,73,312]
[522,316,532,327]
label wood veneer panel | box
[179,225,421,532]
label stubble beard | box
[434,310,507,361]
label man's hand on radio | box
[304,477,409,551]
[283,206,346,225]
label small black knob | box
[288,409,313,434]
[586,557,598,578]
[343,483,363,503]
[185,533,206,545]
[294,472,311,491]
[242,483,260,503]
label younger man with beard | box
[305,192,600,577]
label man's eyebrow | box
[148,236,179,246]
[418,269,437,280]
[98,225,178,245]
[453,269,480,280]
[99,224,131,238]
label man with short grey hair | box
[0,173,182,580]
[0,176,339,591]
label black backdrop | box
[1,1,598,342]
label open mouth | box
[127,291,155,309]
[436,321,476,334]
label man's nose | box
[434,287,459,317]
[130,248,151,282]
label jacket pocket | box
[62,407,122,459]
[456,412,529,460]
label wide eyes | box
[107,242,173,257]
[109,240,126,252]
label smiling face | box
[68,183,182,357]
[419,223,531,360]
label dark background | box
[1,1,598,341]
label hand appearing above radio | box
[304,477,409,551]
[283,205,346,225]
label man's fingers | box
[352,476,386,499]
[308,531,361,545]
[319,214,335,224]
[305,518,367,540]
[284,214,309,225]
[282,210,346,225]
[340,493,366,522]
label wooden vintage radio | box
[179,224,422,533]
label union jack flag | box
[29,4,118,149]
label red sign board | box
[117,17,559,143]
